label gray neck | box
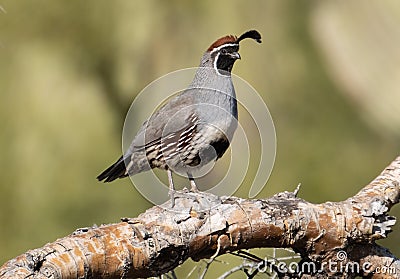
[187,52,238,129]
[189,52,235,97]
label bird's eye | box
[221,49,228,55]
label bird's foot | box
[168,188,202,206]
[190,184,199,193]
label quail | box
[97,30,262,202]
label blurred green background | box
[1,0,399,277]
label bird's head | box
[205,30,262,76]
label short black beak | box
[230,52,241,60]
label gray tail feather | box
[97,156,129,182]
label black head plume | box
[206,30,262,75]
[236,30,262,44]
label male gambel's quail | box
[97,30,262,198]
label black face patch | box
[212,45,240,75]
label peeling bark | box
[1,157,400,278]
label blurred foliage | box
[0,0,399,277]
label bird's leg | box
[167,169,175,207]
[187,172,199,192]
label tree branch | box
[1,157,400,278]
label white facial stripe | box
[213,52,220,72]
[213,52,230,77]
[210,43,239,54]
